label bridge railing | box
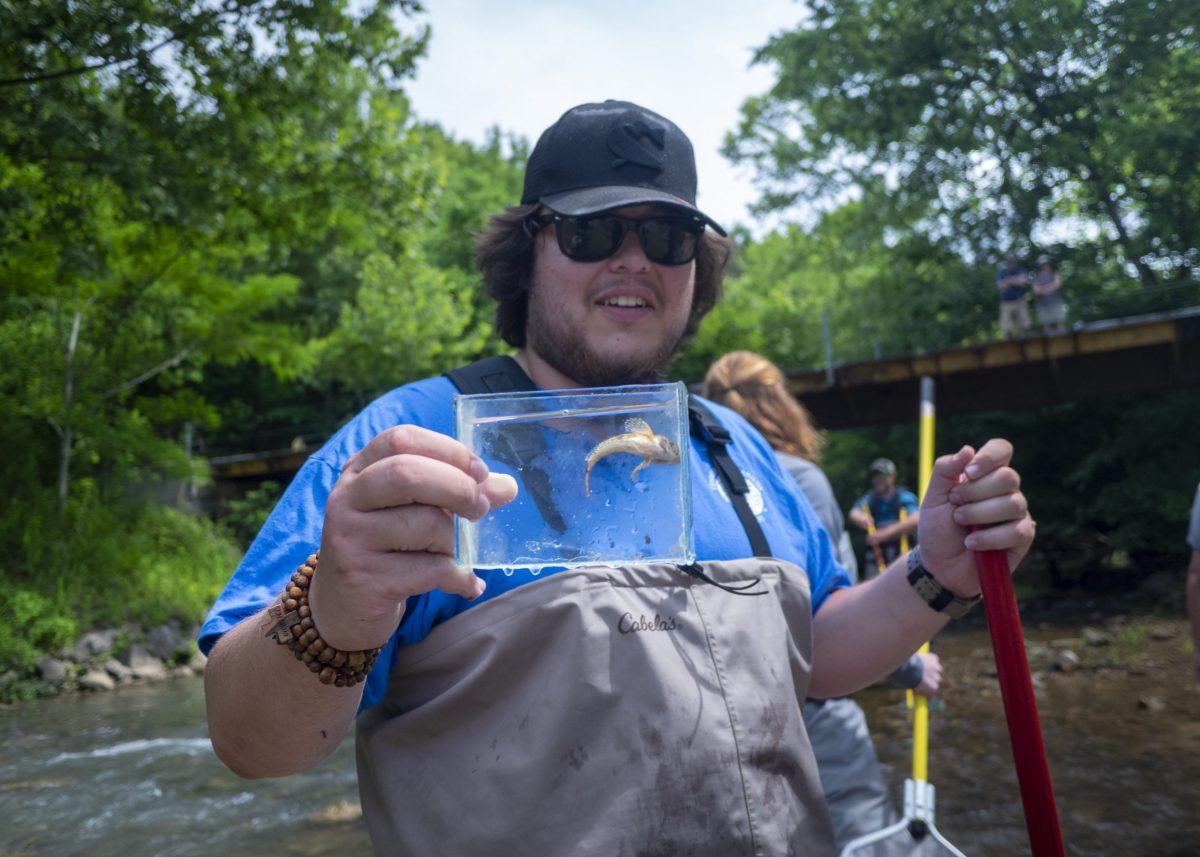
[824,277,1200,369]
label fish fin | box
[624,417,654,436]
[630,457,651,482]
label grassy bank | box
[0,495,240,699]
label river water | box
[2,620,1197,856]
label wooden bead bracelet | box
[260,552,381,687]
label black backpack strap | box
[445,357,566,534]
[445,356,537,395]
[688,397,773,559]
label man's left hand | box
[915,440,1035,598]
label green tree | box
[675,188,982,382]
[0,0,460,669]
[726,0,1200,285]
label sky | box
[403,0,809,234]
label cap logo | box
[606,119,666,172]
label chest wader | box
[353,359,838,856]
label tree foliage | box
[726,0,1200,284]
[0,1,524,660]
[675,186,984,380]
[698,0,1200,575]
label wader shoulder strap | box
[688,397,773,558]
[444,358,772,557]
[445,356,536,395]
[445,357,566,534]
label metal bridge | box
[787,306,1200,429]
[210,305,1200,483]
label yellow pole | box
[911,376,936,784]
[862,501,887,575]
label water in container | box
[454,382,693,570]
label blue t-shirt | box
[199,376,852,712]
[853,487,919,532]
[996,265,1028,302]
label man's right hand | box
[308,425,519,652]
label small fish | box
[584,417,680,496]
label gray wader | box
[357,559,838,856]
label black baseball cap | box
[521,100,727,235]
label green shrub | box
[223,480,283,549]
[0,588,77,671]
[0,487,241,674]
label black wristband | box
[906,546,981,619]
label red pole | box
[976,548,1066,857]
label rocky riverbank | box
[0,619,206,704]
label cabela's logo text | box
[617,612,679,633]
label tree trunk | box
[57,310,82,511]
[1088,172,1159,287]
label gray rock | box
[123,645,166,680]
[1149,626,1175,641]
[144,623,190,662]
[35,655,70,686]
[71,629,119,663]
[1137,695,1165,713]
[78,670,116,692]
[1083,628,1112,647]
[104,658,134,683]
[1052,649,1080,673]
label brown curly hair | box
[474,204,733,348]
[701,350,825,463]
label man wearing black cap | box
[202,101,1035,855]
[848,457,921,574]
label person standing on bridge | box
[996,253,1031,339]
[848,457,920,577]
[199,99,1036,856]
[1032,253,1068,335]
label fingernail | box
[473,492,491,520]
[964,534,978,550]
[468,455,489,483]
[475,577,487,598]
[965,463,982,480]
[952,508,965,524]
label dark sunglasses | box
[527,212,706,266]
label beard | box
[524,279,687,388]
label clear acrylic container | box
[454,382,694,570]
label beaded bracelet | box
[260,552,381,687]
